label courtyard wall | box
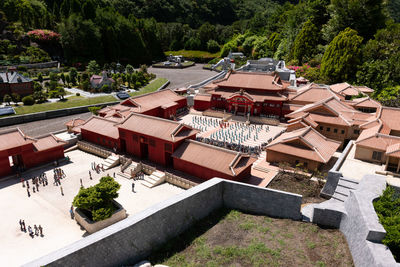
[25,178,302,267]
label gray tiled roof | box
[0,72,32,84]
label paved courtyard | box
[179,114,285,152]
[339,144,384,180]
[0,149,184,266]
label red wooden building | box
[118,113,199,166]
[194,71,289,118]
[79,116,120,150]
[172,140,256,181]
[99,89,187,121]
[0,128,66,178]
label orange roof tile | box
[33,134,66,151]
[80,116,120,139]
[99,89,185,118]
[215,71,285,91]
[194,94,211,101]
[0,128,33,151]
[267,127,340,163]
[65,118,85,127]
[172,140,256,176]
[118,113,199,142]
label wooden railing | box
[77,141,112,158]
[165,172,198,189]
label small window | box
[334,129,338,133]
[327,127,331,132]
[132,134,138,142]
[319,126,324,130]
[372,151,382,161]
[354,129,360,134]
[164,143,173,152]
[269,103,275,107]
[341,130,345,134]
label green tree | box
[11,93,20,104]
[57,87,66,100]
[65,74,71,87]
[58,15,103,63]
[126,64,134,74]
[3,94,12,105]
[60,73,66,85]
[86,60,100,74]
[292,20,319,64]
[69,67,78,85]
[357,23,400,91]
[320,28,363,83]
[73,176,121,222]
[37,72,43,83]
[323,0,386,41]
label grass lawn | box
[149,209,353,267]
[13,95,117,115]
[164,50,219,61]
[129,77,168,97]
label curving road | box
[0,65,216,137]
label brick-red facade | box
[0,82,34,98]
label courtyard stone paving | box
[0,149,184,266]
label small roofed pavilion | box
[172,140,256,181]
[0,128,66,178]
[266,126,341,170]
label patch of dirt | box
[268,172,325,204]
[149,209,354,267]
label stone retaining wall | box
[313,175,400,267]
[25,178,302,267]
[320,140,354,198]
[0,61,59,70]
[0,101,119,127]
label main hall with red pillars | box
[117,113,199,167]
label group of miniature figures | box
[19,219,43,238]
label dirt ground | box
[268,172,325,204]
[149,209,354,267]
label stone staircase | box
[117,161,141,179]
[331,177,359,202]
[141,170,166,188]
[102,154,120,170]
[252,152,269,173]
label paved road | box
[0,65,217,137]
[149,63,216,89]
[0,112,92,137]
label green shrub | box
[22,95,35,106]
[207,40,220,53]
[88,106,101,115]
[17,66,28,72]
[73,176,121,222]
[374,186,400,261]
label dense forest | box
[1,0,400,97]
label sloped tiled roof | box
[33,134,66,151]
[79,116,120,139]
[0,128,33,151]
[0,72,32,84]
[172,140,256,176]
[267,126,341,163]
[65,118,85,127]
[118,113,199,142]
[215,71,285,91]
[99,89,185,117]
